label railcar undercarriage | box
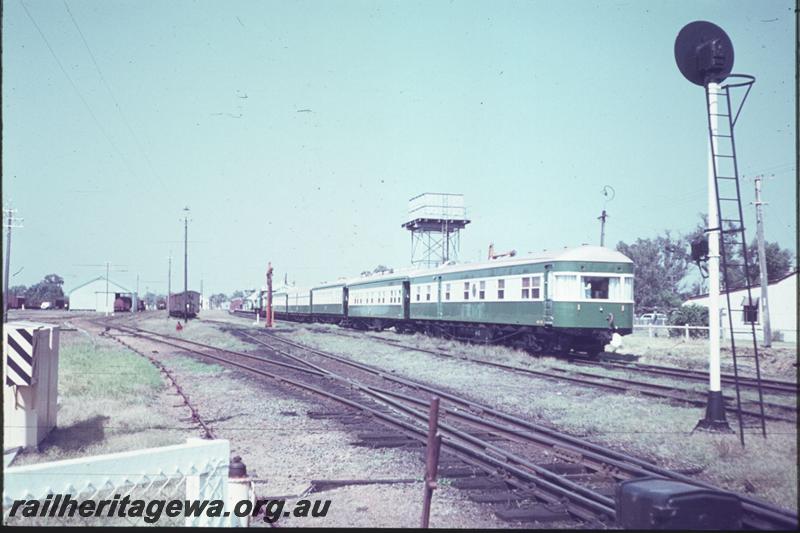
[272,311,618,357]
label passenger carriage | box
[271,245,633,355]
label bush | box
[669,305,709,338]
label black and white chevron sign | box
[4,326,36,386]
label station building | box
[684,271,797,344]
[67,277,132,314]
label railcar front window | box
[553,275,579,300]
[624,277,633,301]
[582,276,610,299]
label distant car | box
[639,312,667,324]
[40,301,51,310]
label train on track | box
[169,290,201,319]
[254,245,634,355]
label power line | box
[19,0,139,189]
[61,0,169,199]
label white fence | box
[633,324,710,339]
[3,438,230,527]
[632,324,797,343]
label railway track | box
[228,310,796,397]
[221,318,795,424]
[102,318,797,529]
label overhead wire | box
[61,0,170,200]
[18,0,140,193]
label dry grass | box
[131,313,253,351]
[12,331,194,466]
[266,322,797,511]
[621,334,798,379]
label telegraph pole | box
[753,176,772,347]
[266,262,274,328]
[183,207,189,324]
[167,252,172,317]
[106,261,111,316]
[3,208,23,323]
[598,210,608,247]
[598,186,614,247]
[135,273,140,313]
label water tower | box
[402,193,470,267]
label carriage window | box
[479,280,485,300]
[521,277,541,299]
[582,276,610,299]
[445,283,451,301]
[464,282,470,300]
[497,279,505,300]
[426,285,431,301]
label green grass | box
[12,332,193,466]
[167,353,225,374]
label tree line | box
[616,217,795,313]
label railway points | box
[96,316,797,529]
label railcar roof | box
[272,246,632,294]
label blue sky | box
[2,0,796,296]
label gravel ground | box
[86,315,514,528]
[255,320,797,512]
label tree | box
[231,290,245,299]
[747,240,795,284]
[9,285,27,296]
[686,214,795,290]
[668,304,709,338]
[209,293,227,308]
[362,265,392,276]
[25,274,65,307]
[616,232,692,311]
[143,292,160,308]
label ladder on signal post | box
[704,74,767,445]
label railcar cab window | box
[582,277,610,299]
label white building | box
[68,277,132,314]
[684,271,797,344]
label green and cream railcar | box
[272,245,633,355]
[345,274,407,329]
[272,290,288,317]
[310,283,346,322]
[406,246,633,354]
[286,286,312,318]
